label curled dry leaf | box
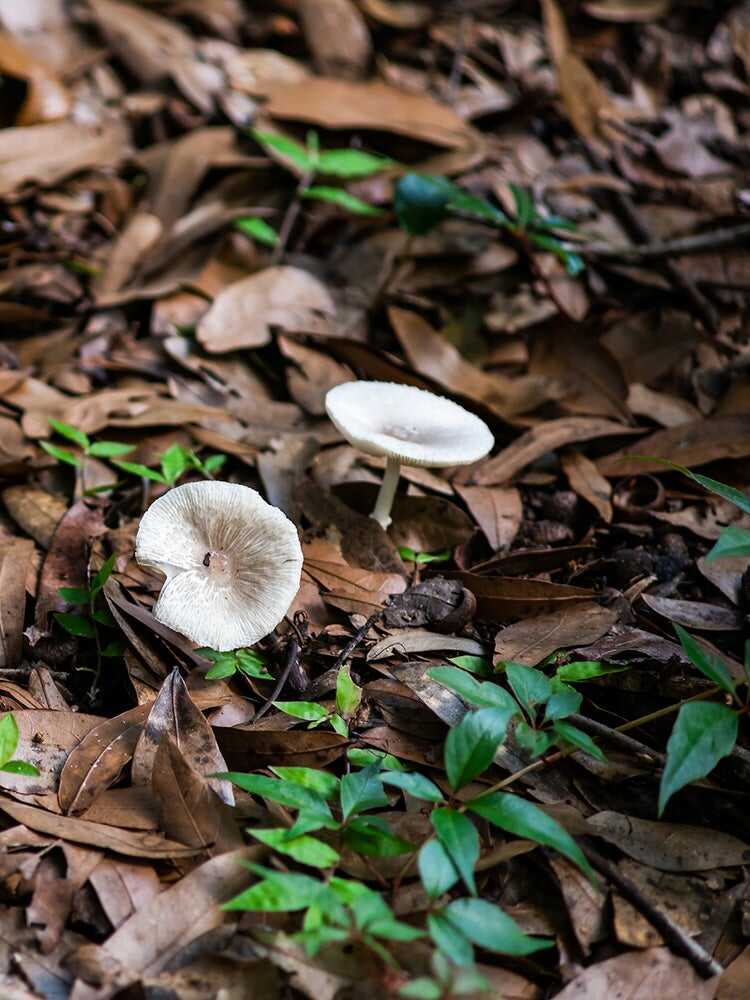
[197,267,336,353]
[297,0,371,79]
[0,29,70,125]
[494,601,619,667]
[553,947,718,1000]
[561,450,613,523]
[453,484,523,551]
[131,669,233,806]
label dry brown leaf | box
[0,797,200,859]
[298,0,370,79]
[88,858,162,931]
[359,0,431,28]
[453,484,523,551]
[553,947,718,1000]
[598,416,750,476]
[215,727,347,770]
[473,417,640,486]
[197,267,336,352]
[264,77,473,148]
[494,602,618,666]
[640,594,741,631]
[587,811,750,870]
[0,540,34,668]
[0,29,70,125]
[612,860,713,949]
[583,0,670,20]
[561,451,613,522]
[2,486,67,548]
[367,630,486,661]
[131,669,233,806]
[279,335,353,415]
[388,495,474,551]
[0,711,103,798]
[601,310,699,385]
[451,572,597,622]
[627,383,701,428]
[0,120,131,197]
[151,737,243,856]
[550,856,607,954]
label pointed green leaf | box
[336,663,362,717]
[0,760,39,777]
[301,185,381,216]
[91,553,117,595]
[431,808,479,895]
[552,721,606,761]
[443,898,551,956]
[505,663,551,718]
[48,418,89,449]
[659,702,738,815]
[448,655,492,676]
[217,772,331,818]
[317,148,395,178]
[428,666,517,711]
[250,129,315,172]
[428,912,474,966]
[234,216,279,247]
[674,624,736,694]
[344,816,413,857]
[87,441,135,458]
[379,771,444,803]
[0,714,19,766]
[249,828,339,868]
[544,679,582,722]
[706,525,750,561]
[40,441,81,467]
[340,764,389,820]
[444,707,513,790]
[205,659,237,680]
[418,838,459,900]
[273,701,329,722]
[114,460,167,483]
[58,586,91,605]
[269,767,339,800]
[54,612,96,638]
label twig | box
[271,170,313,265]
[565,222,750,261]
[253,619,307,724]
[582,142,720,332]
[567,713,665,764]
[331,611,383,674]
[580,842,723,979]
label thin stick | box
[581,842,723,979]
[331,611,383,675]
[253,634,301,724]
[567,713,665,764]
[565,222,750,261]
[271,171,313,265]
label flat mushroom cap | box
[325,381,494,467]
[135,481,303,652]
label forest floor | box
[1,0,750,997]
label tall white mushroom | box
[135,481,303,652]
[325,381,494,530]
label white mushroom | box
[135,481,303,651]
[325,381,494,529]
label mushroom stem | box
[371,456,401,530]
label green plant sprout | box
[398,547,451,565]
[274,663,362,737]
[41,418,136,468]
[236,130,394,248]
[55,553,123,698]
[394,173,584,277]
[0,714,40,778]
[197,647,272,682]
[115,442,226,487]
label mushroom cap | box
[135,481,303,652]
[325,381,494,467]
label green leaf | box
[160,443,189,485]
[671,466,750,516]
[707,525,750,561]
[444,707,513,791]
[344,816,413,857]
[552,721,606,761]
[340,765,389,820]
[418,838,460,899]
[513,721,555,758]
[448,655,492,676]
[205,659,237,680]
[48,418,89,450]
[287,810,336,837]
[347,748,406,771]
[431,808,479,896]
[249,828,339,868]
[224,866,325,912]
[40,441,81,468]
[336,664,362,717]
[234,216,279,247]
[446,189,507,225]
[509,184,535,229]
[101,641,125,658]
[114,460,167,483]
[91,553,117,595]
[544,679,582,722]
[273,701,329,723]
[394,173,457,235]
[505,663,551,718]
[237,658,273,680]
[428,666,518,711]
[0,760,39,777]
[301,185,382,216]
[556,660,624,683]
[218,772,331,818]
[330,714,349,737]
[91,609,115,627]
[399,978,442,999]
[269,767,339,800]
[469,791,593,880]
[428,912,474,966]
[674,624,736,694]
[54,612,96,638]
[87,441,135,458]
[658,702,738,815]
[202,453,227,474]
[250,129,315,172]
[379,771,444,803]
[0,714,19,767]
[58,586,91,605]
[317,148,395,178]
[443,899,551,956]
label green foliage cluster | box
[0,714,39,778]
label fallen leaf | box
[641,594,742,631]
[0,540,35,668]
[131,669,233,806]
[298,0,370,79]
[598,416,750,476]
[561,451,613,522]
[264,77,473,148]
[88,858,162,931]
[0,29,70,125]
[215,727,347,770]
[453,484,523,550]
[388,495,474,551]
[1,710,103,798]
[473,418,640,485]
[450,572,597,622]
[587,811,750,871]
[367,629,486,660]
[494,602,619,666]
[279,336,353,416]
[627,383,701,428]
[197,266,336,352]
[553,947,718,999]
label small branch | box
[271,171,314,265]
[567,714,665,764]
[331,611,382,674]
[580,842,723,979]
[566,222,750,261]
[253,631,303,724]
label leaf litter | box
[0,0,749,997]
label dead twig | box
[331,610,383,674]
[253,613,309,723]
[565,222,750,260]
[580,842,723,979]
